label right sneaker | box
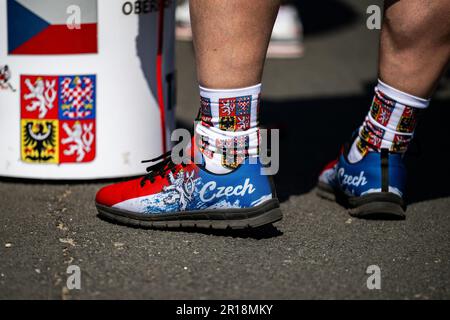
[317,141,407,219]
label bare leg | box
[190,0,280,88]
[379,0,450,98]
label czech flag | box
[7,0,98,55]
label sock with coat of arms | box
[347,79,430,163]
[195,84,261,174]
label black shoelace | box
[140,151,186,187]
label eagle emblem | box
[22,120,58,163]
[219,116,236,131]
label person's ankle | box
[195,83,262,174]
[347,79,429,163]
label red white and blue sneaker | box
[95,152,281,229]
[317,142,407,219]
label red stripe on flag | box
[12,23,98,55]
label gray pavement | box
[1,0,450,299]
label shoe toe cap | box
[95,184,118,207]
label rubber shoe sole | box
[96,199,282,230]
[316,181,406,220]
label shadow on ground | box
[294,0,359,37]
[261,84,450,205]
[97,213,283,240]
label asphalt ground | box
[1,0,449,299]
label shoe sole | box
[96,199,282,230]
[316,181,406,220]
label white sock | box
[347,79,430,163]
[195,84,261,174]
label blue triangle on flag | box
[7,0,50,53]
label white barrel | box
[0,0,176,179]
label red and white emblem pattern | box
[20,74,96,164]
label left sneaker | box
[317,142,407,219]
[95,151,281,229]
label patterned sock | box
[347,79,430,163]
[195,84,261,174]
